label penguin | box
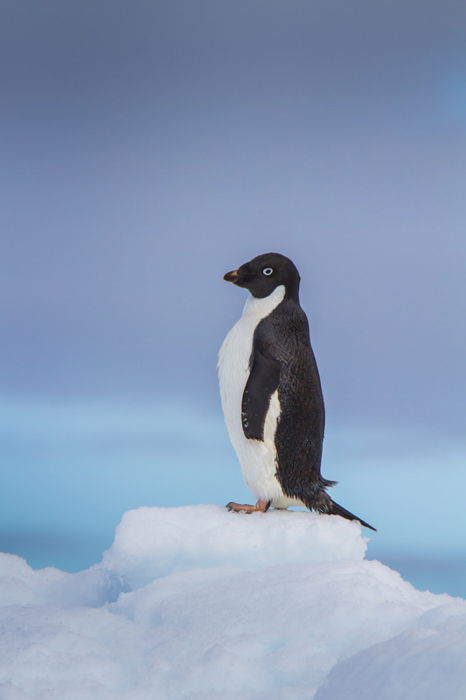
[218,252,376,531]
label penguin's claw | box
[225,500,271,514]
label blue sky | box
[1,1,466,593]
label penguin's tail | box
[326,498,377,532]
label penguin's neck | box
[242,284,286,321]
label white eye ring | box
[262,267,274,276]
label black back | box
[241,295,330,505]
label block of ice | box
[0,505,465,699]
[101,505,368,588]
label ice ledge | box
[101,504,368,589]
[1,505,466,699]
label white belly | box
[218,285,305,508]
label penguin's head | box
[224,252,300,299]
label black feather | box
[241,344,281,440]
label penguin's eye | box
[262,267,274,276]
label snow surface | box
[1,505,466,699]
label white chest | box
[218,285,286,417]
[218,286,302,506]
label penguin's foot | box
[226,499,271,514]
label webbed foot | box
[225,499,271,513]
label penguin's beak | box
[223,269,240,283]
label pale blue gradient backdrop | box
[1,1,466,594]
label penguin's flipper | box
[241,344,281,440]
[326,498,377,532]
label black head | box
[224,252,300,300]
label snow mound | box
[101,504,367,588]
[315,603,466,700]
[1,505,466,699]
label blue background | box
[2,0,465,596]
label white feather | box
[218,285,305,508]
